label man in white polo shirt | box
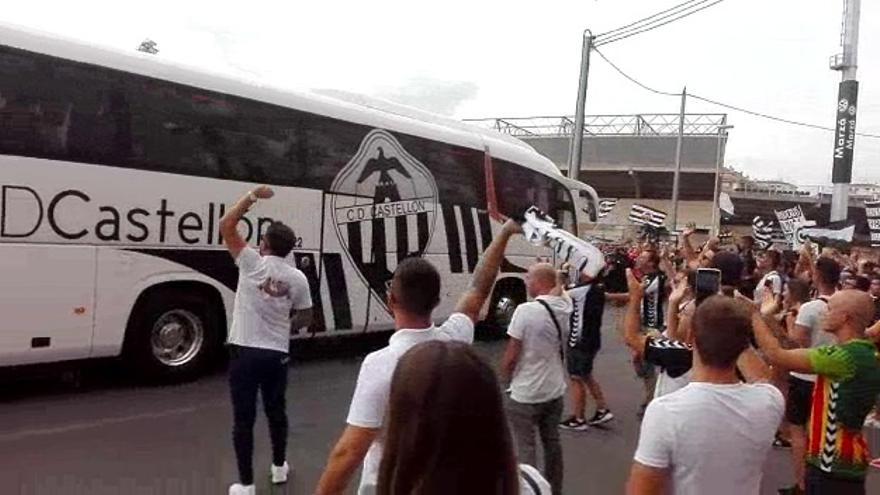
[315,219,522,495]
[501,262,571,495]
[220,186,314,495]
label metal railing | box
[464,114,728,137]
[727,184,880,202]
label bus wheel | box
[125,289,219,382]
[486,279,526,333]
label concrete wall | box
[524,135,723,172]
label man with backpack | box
[558,269,613,431]
[500,262,572,495]
[778,256,840,495]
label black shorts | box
[567,348,597,378]
[805,465,865,495]
[786,375,815,426]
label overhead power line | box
[591,47,880,139]
[595,0,708,38]
[595,0,727,47]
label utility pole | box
[829,0,861,222]
[711,124,734,235]
[567,30,594,181]
[670,87,686,231]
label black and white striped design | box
[598,199,618,219]
[629,204,667,228]
[820,381,841,472]
[440,205,500,274]
[752,216,781,249]
[522,207,605,280]
[865,200,880,247]
[646,338,693,351]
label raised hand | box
[669,277,690,305]
[501,218,524,236]
[626,268,644,301]
[252,185,275,199]
[760,286,780,317]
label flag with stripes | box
[752,216,775,249]
[598,199,618,219]
[865,200,880,247]
[629,204,667,228]
[522,207,605,280]
[800,224,855,245]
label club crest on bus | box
[330,129,439,312]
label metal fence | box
[464,114,729,137]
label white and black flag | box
[522,207,605,281]
[752,216,775,249]
[629,204,667,228]
[866,200,880,247]
[598,199,618,219]
[800,224,855,245]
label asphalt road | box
[0,307,877,494]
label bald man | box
[501,263,572,495]
[753,290,880,495]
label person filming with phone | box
[622,252,745,399]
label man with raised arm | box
[753,289,880,495]
[315,219,523,495]
[220,186,314,495]
[626,269,784,495]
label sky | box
[5,0,879,186]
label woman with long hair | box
[376,341,551,495]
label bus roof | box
[0,22,563,179]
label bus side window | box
[494,160,577,233]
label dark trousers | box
[229,345,289,485]
[805,465,864,495]
[507,396,564,495]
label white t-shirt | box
[790,297,834,382]
[655,369,692,398]
[227,247,312,353]
[507,295,572,404]
[753,271,783,304]
[634,382,784,495]
[346,313,475,494]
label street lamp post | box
[710,124,734,236]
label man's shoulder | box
[510,301,544,321]
[439,312,475,331]
[801,299,827,311]
[744,382,785,404]
[360,346,397,374]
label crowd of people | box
[220,186,880,495]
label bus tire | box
[124,288,221,382]
[486,279,526,334]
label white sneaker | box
[271,461,290,484]
[228,484,255,495]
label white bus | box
[0,24,600,381]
